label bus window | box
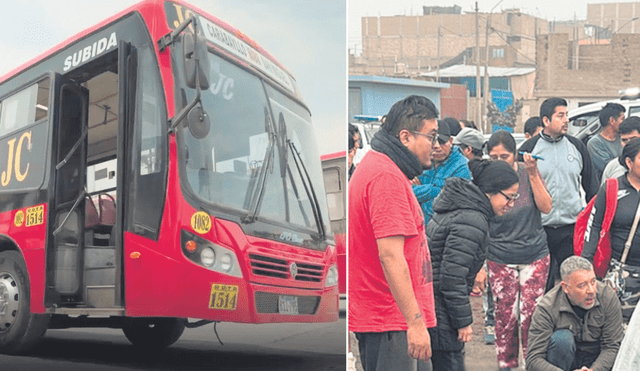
[0,78,50,137]
[131,44,167,237]
[138,46,163,176]
[322,167,344,222]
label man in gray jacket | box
[526,256,623,371]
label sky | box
[348,0,632,54]
[0,0,346,156]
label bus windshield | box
[181,52,330,240]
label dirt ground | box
[348,295,525,371]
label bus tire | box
[122,317,186,350]
[0,250,50,354]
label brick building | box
[587,2,640,34]
[352,8,548,77]
[530,32,640,119]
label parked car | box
[351,115,382,165]
[568,88,640,143]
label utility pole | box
[475,2,481,130]
[436,25,441,82]
[484,0,503,133]
[483,14,490,133]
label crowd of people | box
[348,95,640,371]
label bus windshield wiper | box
[287,140,326,240]
[241,107,275,224]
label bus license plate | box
[26,205,45,227]
[278,295,298,315]
[209,284,238,310]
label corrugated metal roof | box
[349,75,450,89]
[421,65,535,78]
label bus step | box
[50,307,125,316]
[84,246,116,287]
[86,285,117,308]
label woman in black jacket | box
[423,159,519,371]
[583,138,640,322]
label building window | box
[507,35,521,44]
[492,48,505,59]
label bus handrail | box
[55,126,88,170]
[53,187,88,236]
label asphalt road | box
[1,307,346,371]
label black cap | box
[437,119,451,142]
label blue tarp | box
[491,89,513,112]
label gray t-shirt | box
[601,157,626,185]
[588,134,622,180]
[488,163,549,264]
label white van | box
[568,88,640,142]
[351,115,382,165]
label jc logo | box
[1,131,32,187]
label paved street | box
[1,309,346,371]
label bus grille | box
[254,292,320,314]
[249,254,324,282]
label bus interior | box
[51,49,123,310]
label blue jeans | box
[546,330,598,370]
[483,280,494,327]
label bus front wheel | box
[122,317,186,350]
[0,250,50,354]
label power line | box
[489,27,537,65]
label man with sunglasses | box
[349,95,439,371]
[412,120,472,226]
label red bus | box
[0,0,338,353]
[320,152,346,297]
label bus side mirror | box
[182,32,210,90]
[187,105,210,139]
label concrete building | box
[352,9,548,77]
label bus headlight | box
[200,247,216,268]
[182,230,243,278]
[220,253,232,272]
[325,265,338,287]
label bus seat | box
[86,197,100,228]
[98,195,116,226]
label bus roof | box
[321,151,346,161]
[0,0,292,85]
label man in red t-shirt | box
[349,95,439,371]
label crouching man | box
[526,256,623,371]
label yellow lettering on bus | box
[172,3,195,33]
[1,138,16,186]
[15,132,31,182]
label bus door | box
[115,40,137,309]
[47,75,89,304]
[46,41,137,309]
